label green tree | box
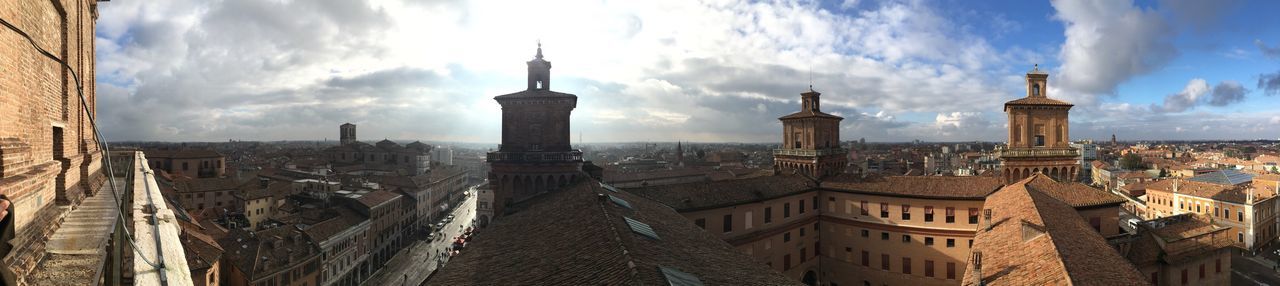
[1120,153,1145,170]
[1159,168,1169,178]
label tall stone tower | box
[774,86,847,178]
[1000,65,1079,183]
[487,43,584,216]
[340,123,357,145]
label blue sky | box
[93,0,1280,143]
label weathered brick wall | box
[0,0,102,283]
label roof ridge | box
[588,183,642,281]
[1017,187,1075,282]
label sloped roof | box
[626,175,816,211]
[173,177,243,193]
[429,180,800,285]
[494,88,578,99]
[1126,214,1233,266]
[1146,179,1252,204]
[822,175,1005,199]
[1022,174,1126,208]
[144,149,224,159]
[963,176,1147,285]
[1188,169,1254,185]
[1003,96,1073,107]
[778,109,842,120]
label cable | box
[0,13,169,280]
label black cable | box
[0,13,167,277]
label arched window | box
[1032,84,1041,96]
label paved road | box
[364,188,478,286]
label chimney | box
[983,209,993,231]
[973,251,984,286]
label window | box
[860,201,869,215]
[925,206,934,222]
[785,203,792,218]
[880,203,889,218]
[800,228,806,237]
[813,196,818,210]
[784,254,792,270]
[695,218,705,229]
[745,211,753,229]
[814,242,820,256]
[901,235,910,243]
[881,232,889,240]
[945,207,955,223]
[925,260,935,277]
[861,251,869,266]
[183,162,189,170]
[968,208,979,224]
[1215,207,1219,216]
[800,248,807,262]
[1238,211,1244,222]
[902,204,911,220]
[881,254,890,270]
[723,214,733,233]
[785,232,791,242]
[1239,233,1244,243]
[1225,210,1230,220]
[1181,269,1187,285]
[860,229,869,238]
[1215,258,1221,273]
[946,262,956,279]
[1199,264,1205,279]
[902,257,912,274]
[1035,135,1045,147]
[946,239,955,248]
[924,237,934,246]
[1089,217,1102,232]
[765,207,773,223]
[799,200,806,214]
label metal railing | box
[486,150,583,163]
[996,148,1080,158]
[772,148,847,157]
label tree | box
[1120,153,1145,170]
[1159,168,1169,178]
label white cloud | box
[1053,0,1176,96]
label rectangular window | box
[695,218,705,229]
[881,254,890,270]
[745,211,753,229]
[946,207,955,223]
[861,251,869,266]
[1215,258,1221,273]
[880,203,889,218]
[801,248,807,262]
[925,237,934,246]
[968,208,979,224]
[800,200,806,214]
[723,214,733,233]
[901,235,910,243]
[946,239,955,248]
[1090,217,1102,232]
[860,201,869,215]
[1199,264,1205,279]
[947,262,956,279]
[785,232,791,242]
[902,257,912,275]
[881,232,889,240]
[785,203,792,218]
[1181,269,1187,285]
[925,260,935,277]
[902,204,911,220]
[800,228,806,237]
[925,206,934,222]
[1238,211,1244,222]
[813,196,818,210]
[765,207,773,223]
[784,254,792,270]
[860,229,869,238]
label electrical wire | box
[0,13,168,279]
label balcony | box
[486,150,583,163]
[996,148,1080,158]
[772,148,847,157]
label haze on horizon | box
[95,0,1280,144]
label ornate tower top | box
[527,42,551,90]
[1026,64,1049,98]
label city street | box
[364,187,479,286]
[1233,244,1280,285]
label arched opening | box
[802,270,817,285]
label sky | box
[94,0,1280,143]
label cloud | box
[1158,0,1241,32]
[1257,39,1280,59]
[1207,80,1246,106]
[1052,0,1176,96]
[1260,71,1280,96]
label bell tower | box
[774,86,847,178]
[487,43,584,217]
[1000,65,1080,183]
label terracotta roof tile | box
[429,180,800,285]
[1023,174,1127,208]
[964,175,1146,285]
[1146,179,1256,204]
[821,175,1004,199]
[625,175,816,211]
[1004,96,1073,106]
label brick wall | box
[0,0,102,283]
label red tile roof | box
[626,175,816,211]
[964,176,1146,285]
[1004,96,1073,107]
[822,175,1005,199]
[429,180,800,285]
[1022,174,1127,208]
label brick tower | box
[340,123,357,145]
[774,86,847,178]
[487,43,584,216]
[1000,65,1079,183]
